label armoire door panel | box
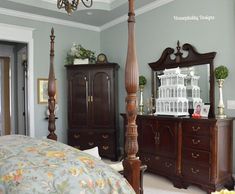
[140,118,157,154]
[68,71,89,129]
[90,70,114,129]
[156,120,178,157]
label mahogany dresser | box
[121,114,234,193]
[66,63,119,160]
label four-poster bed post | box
[47,0,141,192]
[47,28,57,141]
[123,0,141,193]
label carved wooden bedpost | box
[47,28,57,141]
[123,0,141,193]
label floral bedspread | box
[0,135,135,194]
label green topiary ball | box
[214,65,229,80]
[139,75,147,86]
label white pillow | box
[83,147,101,160]
[109,161,124,172]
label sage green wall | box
[0,14,100,143]
[101,0,235,172]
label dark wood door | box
[90,68,114,129]
[140,118,157,154]
[68,70,89,129]
[155,120,178,158]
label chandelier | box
[57,0,93,15]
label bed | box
[0,0,142,193]
[0,135,134,194]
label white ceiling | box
[0,0,174,31]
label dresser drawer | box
[158,157,176,175]
[182,122,211,136]
[68,131,97,149]
[183,135,210,151]
[183,148,210,166]
[98,132,115,143]
[182,162,210,183]
[140,153,176,175]
[98,142,115,155]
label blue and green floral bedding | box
[0,135,135,194]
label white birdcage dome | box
[155,67,189,116]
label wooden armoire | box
[66,63,119,160]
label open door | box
[0,57,11,135]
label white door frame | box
[0,23,35,137]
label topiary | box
[214,65,229,80]
[139,75,147,86]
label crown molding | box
[0,22,35,33]
[100,0,175,31]
[110,0,126,10]
[8,0,125,12]
[0,7,100,32]
[0,0,174,33]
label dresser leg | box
[206,189,214,194]
[173,179,184,189]
[224,176,235,190]
[181,181,189,189]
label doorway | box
[0,23,34,137]
[0,42,28,136]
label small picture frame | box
[200,104,210,117]
[193,102,203,115]
[38,78,57,104]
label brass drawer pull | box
[192,126,200,132]
[165,162,172,168]
[102,134,109,139]
[102,146,109,150]
[191,167,200,174]
[155,156,160,160]
[191,152,200,159]
[154,132,160,145]
[144,157,150,162]
[88,142,94,146]
[74,134,80,139]
[192,139,201,145]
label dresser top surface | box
[120,113,235,122]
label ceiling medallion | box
[57,0,93,15]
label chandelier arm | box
[72,0,79,7]
[57,0,93,15]
[57,0,65,9]
[81,0,93,8]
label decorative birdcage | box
[155,67,189,116]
